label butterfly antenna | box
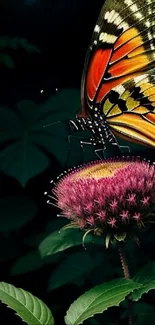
[43,120,61,128]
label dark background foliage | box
[0,0,155,324]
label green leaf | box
[11,249,61,275]
[0,53,14,68]
[39,227,105,258]
[11,251,44,275]
[65,278,141,325]
[37,88,81,121]
[48,252,102,291]
[0,36,39,53]
[0,90,80,185]
[39,228,83,257]
[16,38,40,53]
[133,302,155,325]
[131,262,155,301]
[132,276,155,301]
[0,282,54,325]
[0,196,37,232]
[87,257,115,286]
[25,220,104,249]
[25,219,68,247]
[0,143,50,187]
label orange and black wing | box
[103,70,155,147]
[81,0,155,147]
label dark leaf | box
[0,196,37,232]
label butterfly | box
[70,0,155,156]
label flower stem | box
[119,242,130,279]
[118,242,134,325]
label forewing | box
[81,0,155,118]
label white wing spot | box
[134,74,148,83]
[94,25,100,33]
[99,32,117,43]
[124,0,133,5]
[148,31,153,41]
[105,10,129,31]
[115,85,126,95]
[134,12,143,19]
[145,20,150,28]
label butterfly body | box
[73,0,155,152]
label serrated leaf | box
[48,252,97,291]
[132,276,155,301]
[0,196,37,232]
[131,261,155,301]
[65,278,141,325]
[0,282,54,325]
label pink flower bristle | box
[86,216,95,226]
[109,199,118,212]
[107,217,117,228]
[96,210,106,221]
[141,196,150,207]
[48,156,155,236]
[120,210,129,223]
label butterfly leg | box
[94,148,106,160]
[121,145,131,153]
[96,142,130,159]
[118,144,131,153]
[66,135,93,164]
[80,139,107,160]
[68,120,100,163]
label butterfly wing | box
[104,70,155,146]
[81,0,155,147]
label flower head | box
[51,157,155,238]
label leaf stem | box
[118,242,134,325]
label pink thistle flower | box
[120,210,129,223]
[141,196,150,207]
[96,211,106,221]
[51,157,155,238]
[133,212,144,227]
[109,199,118,212]
[86,216,95,226]
[133,212,141,221]
[126,194,137,206]
[83,201,94,214]
[107,217,117,228]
